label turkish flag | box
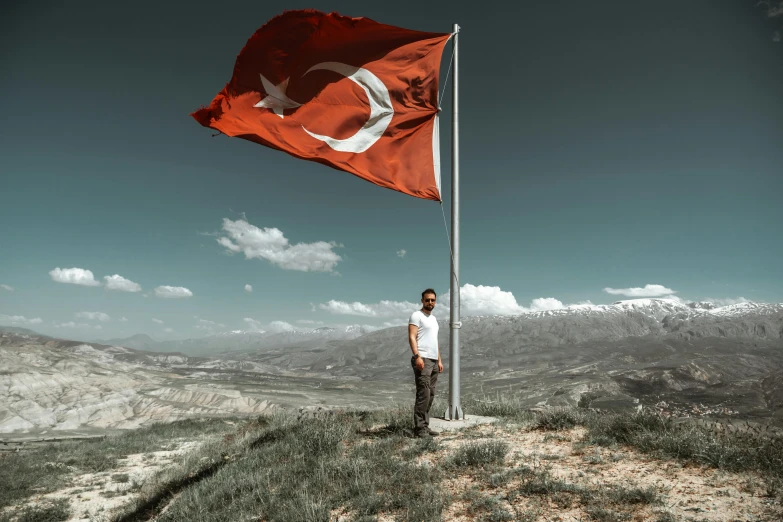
[192,10,451,201]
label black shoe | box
[428,428,441,436]
[414,431,432,439]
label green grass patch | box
[469,394,783,483]
[144,412,446,522]
[448,440,509,467]
[1,497,70,522]
[586,411,783,480]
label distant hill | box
[96,333,158,351]
[0,326,47,337]
[96,324,377,356]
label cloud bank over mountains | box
[319,299,417,318]
[603,284,675,297]
[2,275,767,339]
[313,283,756,328]
[242,318,297,333]
[76,312,111,322]
[317,284,598,324]
[0,314,42,325]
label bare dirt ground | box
[21,440,200,522]
[432,423,781,522]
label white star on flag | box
[254,74,301,118]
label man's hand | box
[415,356,425,370]
[438,360,444,373]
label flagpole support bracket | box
[449,322,462,329]
[444,403,464,421]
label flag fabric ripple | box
[192,10,451,201]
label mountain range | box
[2,298,782,435]
[94,324,376,356]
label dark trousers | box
[412,357,439,434]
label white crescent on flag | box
[255,62,393,154]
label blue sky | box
[1,1,781,340]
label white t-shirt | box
[409,310,439,360]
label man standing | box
[408,288,444,438]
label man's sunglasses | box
[424,298,436,302]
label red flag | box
[192,10,451,201]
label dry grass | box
[2,400,782,521]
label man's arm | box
[408,324,424,370]
[408,324,420,356]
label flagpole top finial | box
[453,23,460,33]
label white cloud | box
[94,325,103,330]
[268,320,295,333]
[154,286,193,298]
[319,299,418,317]
[702,297,750,306]
[164,328,174,333]
[76,311,111,322]
[152,318,164,324]
[198,318,225,327]
[297,319,325,325]
[243,317,265,332]
[319,286,536,319]
[773,31,781,42]
[1,284,13,291]
[529,298,566,311]
[382,320,406,328]
[54,321,89,328]
[397,249,407,258]
[457,284,526,315]
[218,218,342,272]
[0,314,43,325]
[49,267,100,286]
[767,2,783,17]
[104,274,142,292]
[320,300,375,316]
[242,318,297,333]
[603,284,676,297]
[245,284,253,293]
[119,317,128,322]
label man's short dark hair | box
[422,288,436,299]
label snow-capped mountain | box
[467,298,783,324]
[454,298,783,346]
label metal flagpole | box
[446,23,463,421]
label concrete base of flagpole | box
[431,413,496,432]
[444,404,464,421]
